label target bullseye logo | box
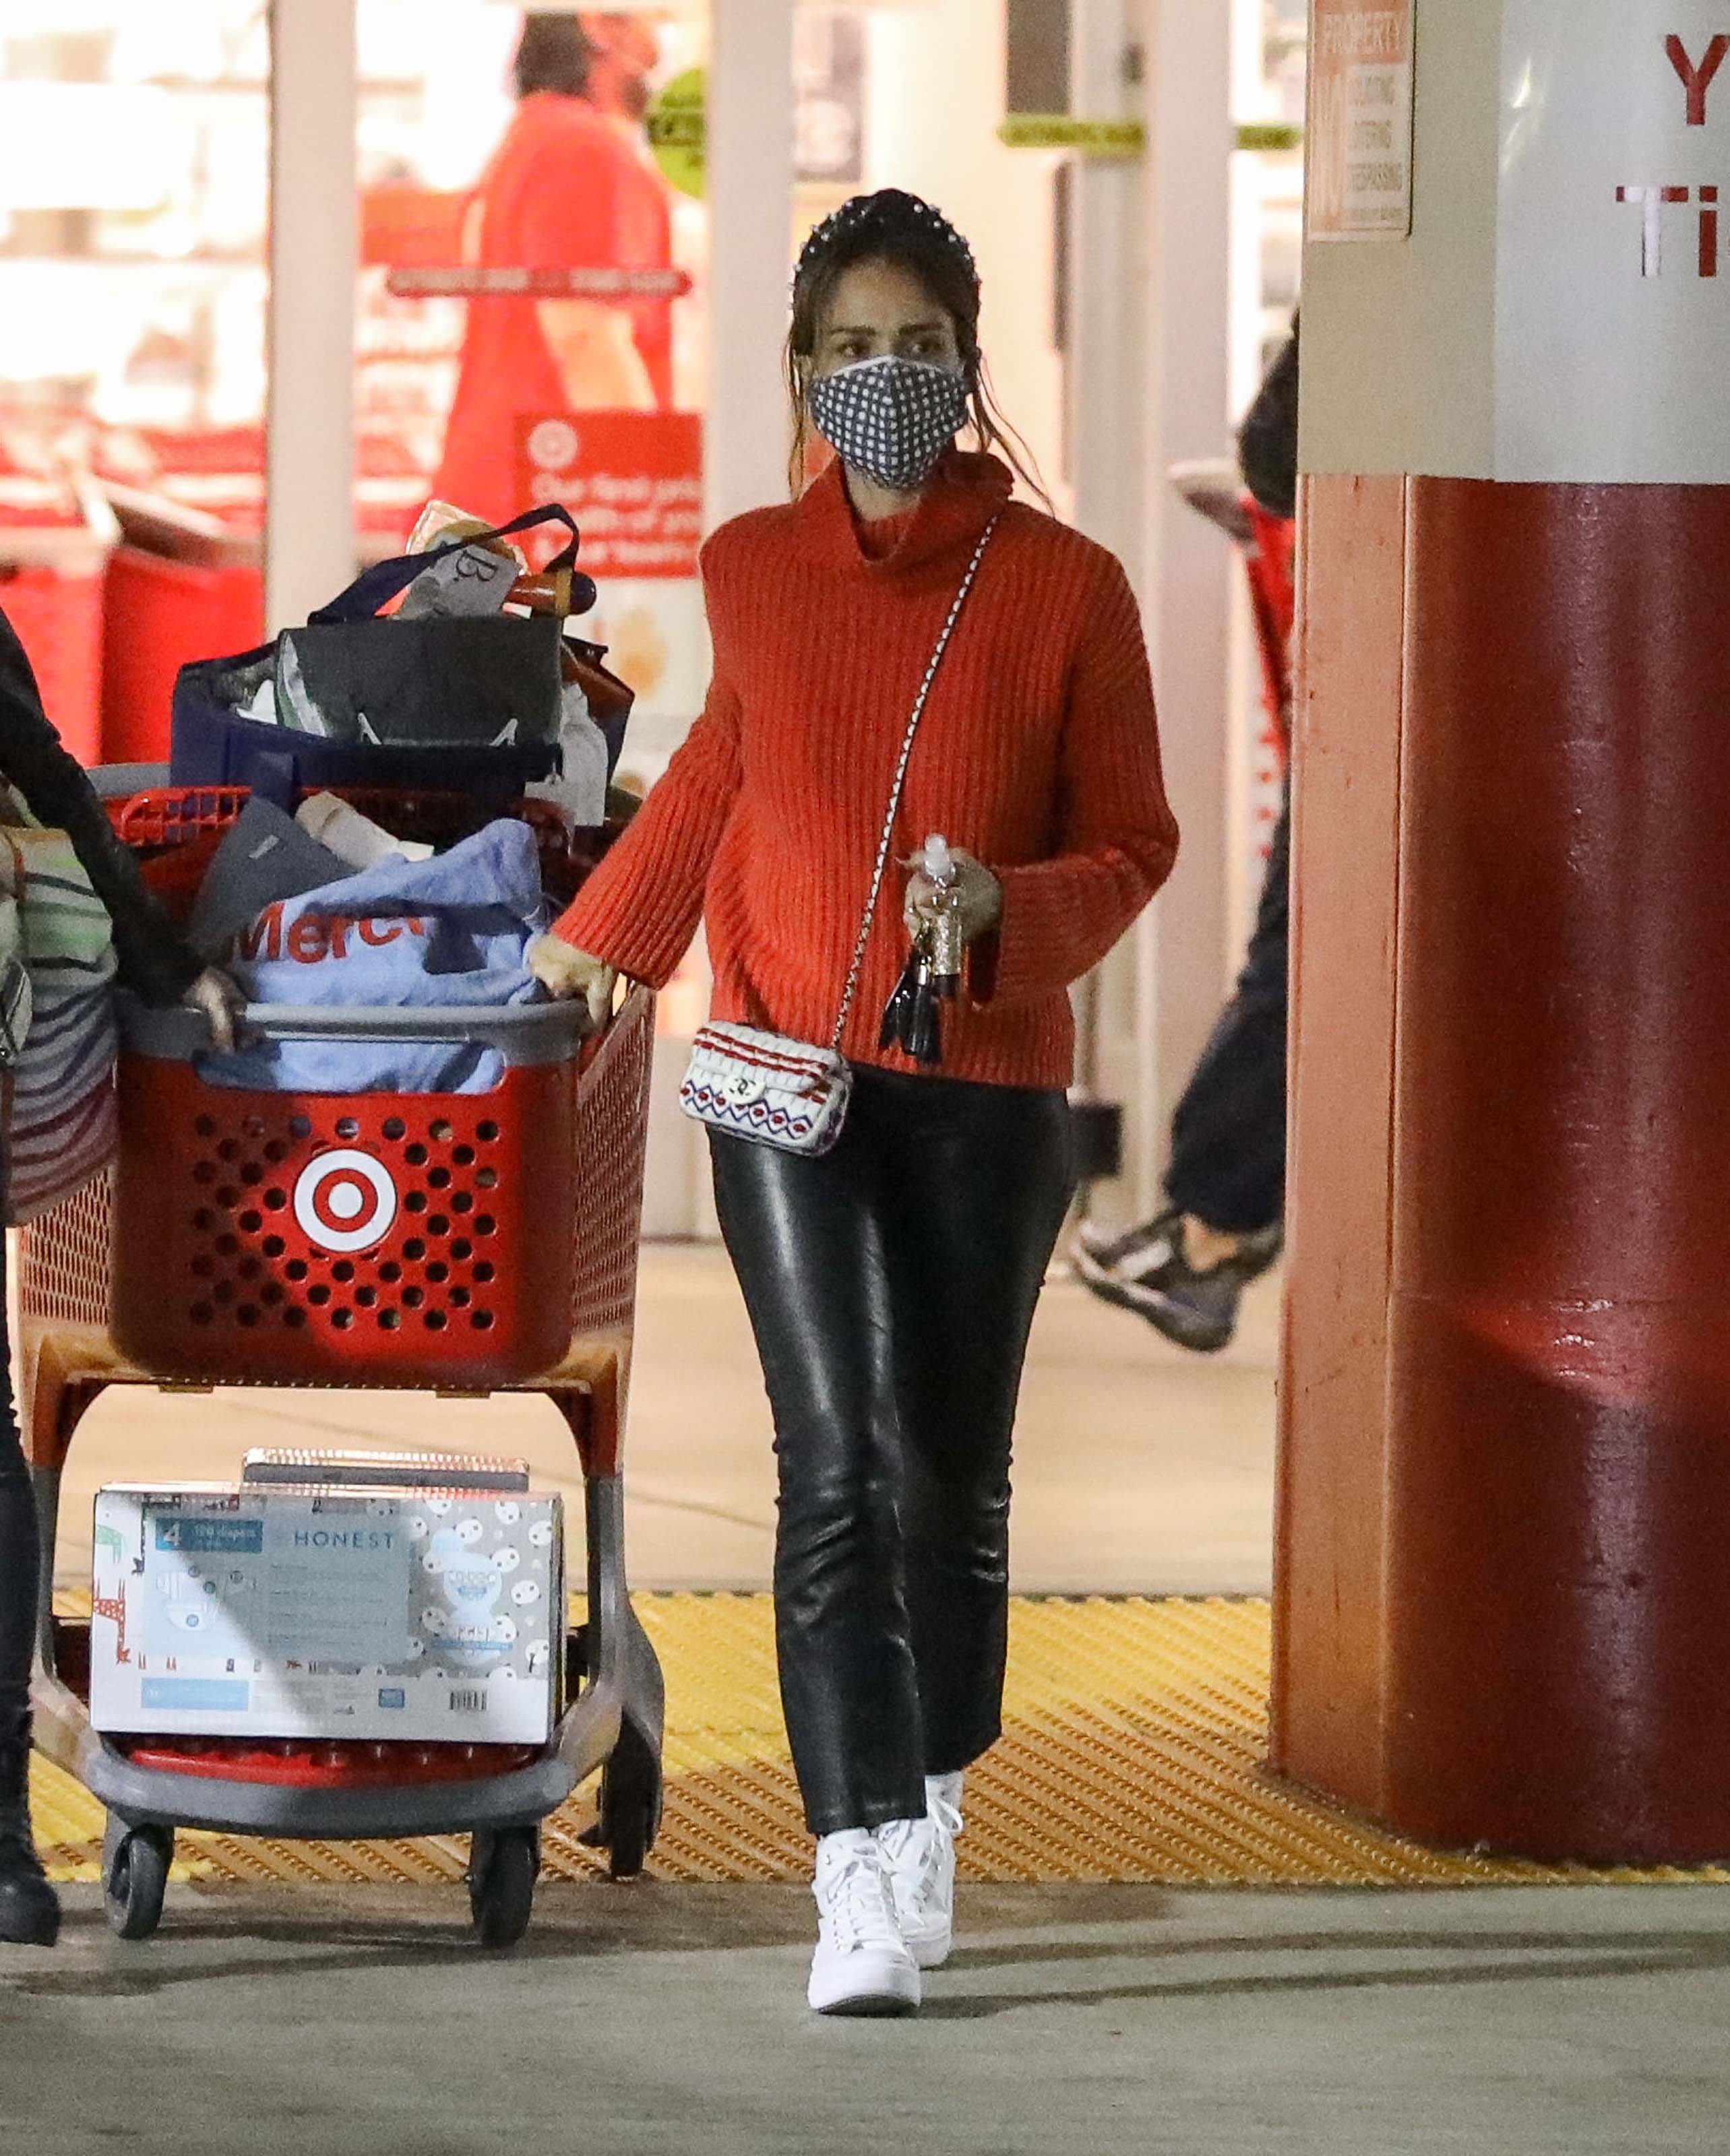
[294,1149,398,1253]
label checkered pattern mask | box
[808,356,970,492]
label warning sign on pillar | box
[1307,0,1416,240]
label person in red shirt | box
[532,192,1177,2018]
[435,15,675,526]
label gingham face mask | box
[808,355,970,492]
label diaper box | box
[89,1482,563,1745]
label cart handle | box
[122,997,590,1069]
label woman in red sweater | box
[533,190,1177,2014]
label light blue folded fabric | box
[200,819,548,1095]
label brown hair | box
[513,17,594,100]
[784,190,1052,508]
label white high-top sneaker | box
[877,1773,964,1970]
[807,1828,922,2016]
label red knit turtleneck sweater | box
[553,451,1179,1091]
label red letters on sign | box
[234,903,285,964]
[286,916,330,965]
[231,908,430,965]
[1667,33,1730,126]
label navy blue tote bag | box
[171,506,600,806]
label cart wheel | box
[468,1826,538,1950]
[102,1818,173,1941]
[598,1721,662,1882]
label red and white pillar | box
[1275,0,1730,1861]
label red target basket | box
[109,1003,596,1389]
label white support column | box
[1130,0,1235,1213]
[1074,0,1235,1222]
[266,0,359,634]
[661,0,796,1240]
[704,0,797,532]
[1066,0,1149,1199]
[1068,0,1144,572]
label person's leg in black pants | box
[712,1100,925,1833]
[0,1206,61,1946]
[1076,784,1289,1352]
[710,1069,1074,1831]
[1165,783,1290,1235]
[875,1076,1074,1777]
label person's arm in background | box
[534,299,655,410]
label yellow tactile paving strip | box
[33,1595,1730,1888]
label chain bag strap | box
[681,514,999,1155]
[824,513,999,1053]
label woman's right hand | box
[528,934,618,1035]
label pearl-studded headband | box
[793,189,979,303]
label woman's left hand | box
[904,848,1002,945]
[181,967,245,1052]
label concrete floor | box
[5,1882,1730,2153]
[54,1243,1281,1598]
[35,1247,1730,2148]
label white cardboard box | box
[90,1483,563,1745]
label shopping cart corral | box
[22,796,664,1948]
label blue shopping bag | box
[170,505,600,806]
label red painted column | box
[1275,4,1730,1858]
[1388,482,1730,1860]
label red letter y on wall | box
[1667,34,1730,125]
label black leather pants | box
[710,1067,1074,1835]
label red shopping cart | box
[22,786,664,1946]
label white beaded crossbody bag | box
[679,515,999,1157]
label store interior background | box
[0,0,1301,1598]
